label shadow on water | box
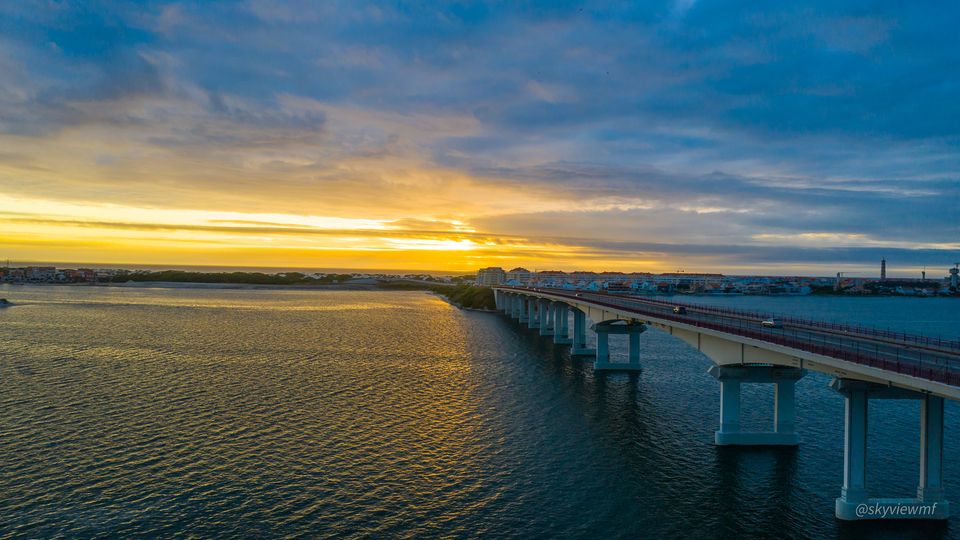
[713,446,801,538]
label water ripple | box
[0,286,957,538]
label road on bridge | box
[516,288,960,387]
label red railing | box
[613,295,960,354]
[497,286,960,387]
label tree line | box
[112,270,355,285]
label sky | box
[0,1,958,276]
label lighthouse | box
[880,258,886,280]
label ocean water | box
[0,285,957,539]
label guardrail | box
[599,294,960,353]
[497,286,960,387]
[501,287,960,352]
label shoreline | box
[431,292,498,313]
[1,281,387,291]
[4,281,952,299]
[114,281,383,291]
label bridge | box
[493,286,960,521]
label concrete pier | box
[527,298,539,329]
[592,320,644,371]
[709,365,805,446]
[510,294,520,319]
[570,308,595,356]
[538,299,553,336]
[552,303,572,345]
[831,379,950,520]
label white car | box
[760,318,782,328]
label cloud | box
[0,1,959,271]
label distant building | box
[476,267,505,286]
[534,270,567,286]
[26,266,56,282]
[606,281,632,294]
[881,258,886,280]
[505,267,533,285]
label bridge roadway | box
[493,285,958,520]
[579,290,959,383]
[501,286,960,398]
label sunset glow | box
[1,3,957,275]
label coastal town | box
[475,261,960,297]
[3,260,959,297]
[0,265,443,287]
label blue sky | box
[0,1,958,274]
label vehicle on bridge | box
[761,317,782,328]
[673,306,687,315]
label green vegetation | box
[112,270,355,285]
[375,281,437,290]
[106,270,497,308]
[432,284,496,310]
[810,285,839,295]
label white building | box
[26,266,56,282]
[477,267,506,286]
[505,267,534,285]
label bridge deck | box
[499,287,960,388]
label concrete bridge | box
[493,286,960,521]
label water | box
[0,285,957,539]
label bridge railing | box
[614,295,960,353]
[497,287,960,387]
[517,288,960,353]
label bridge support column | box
[832,379,950,520]
[571,309,595,356]
[919,396,945,504]
[518,295,528,323]
[775,377,797,435]
[510,294,521,319]
[538,300,554,336]
[553,303,572,345]
[546,301,555,332]
[709,365,805,446]
[838,382,868,511]
[527,298,539,329]
[592,320,644,371]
